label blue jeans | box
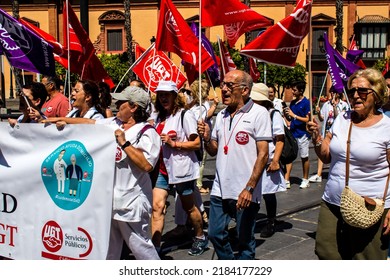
[208,195,260,260]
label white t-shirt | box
[273,98,284,113]
[66,106,105,120]
[210,100,272,202]
[319,100,349,137]
[96,118,162,222]
[323,113,390,208]
[160,108,200,184]
[261,109,286,194]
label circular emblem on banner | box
[42,220,63,253]
[143,56,173,90]
[235,131,250,145]
[41,141,94,210]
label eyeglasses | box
[346,87,376,99]
[220,81,246,91]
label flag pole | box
[113,43,156,93]
[308,12,313,121]
[66,0,71,106]
[198,0,203,120]
[316,68,329,108]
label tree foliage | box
[55,52,132,90]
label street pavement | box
[158,144,326,260]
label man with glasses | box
[197,70,272,260]
[41,75,70,118]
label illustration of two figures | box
[53,150,82,196]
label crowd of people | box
[3,66,390,260]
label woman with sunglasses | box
[307,68,390,259]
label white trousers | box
[106,218,160,260]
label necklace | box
[223,108,246,155]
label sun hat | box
[155,80,178,93]
[110,86,150,109]
[250,83,271,102]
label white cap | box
[250,83,270,102]
[110,86,150,109]
[155,80,178,93]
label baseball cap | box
[250,83,271,102]
[155,80,178,93]
[110,86,150,109]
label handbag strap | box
[345,122,390,201]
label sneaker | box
[188,237,208,256]
[308,174,322,183]
[260,220,275,238]
[299,179,310,189]
[285,180,291,189]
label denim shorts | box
[155,172,195,196]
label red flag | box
[83,55,115,89]
[383,59,389,76]
[224,20,271,48]
[240,0,313,67]
[349,34,366,69]
[249,58,260,82]
[135,44,146,60]
[133,45,187,92]
[63,2,95,67]
[19,18,64,56]
[217,37,237,81]
[155,0,214,72]
[201,0,271,27]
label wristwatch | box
[121,141,131,150]
[245,186,254,194]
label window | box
[107,29,123,52]
[360,26,387,59]
[312,73,326,101]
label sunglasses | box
[220,81,245,91]
[346,87,376,99]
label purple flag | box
[346,49,364,64]
[191,23,220,87]
[323,33,360,93]
[332,46,361,80]
[0,8,55,76]
[183,22,220,87]
[324,33,344,93]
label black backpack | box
[270,110,298,165]
[180,109,204,163]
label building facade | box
[0,0,389,100]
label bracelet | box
[293,115,297,120]
[245,186,254,194]
[121,141,131,150]
[203,138,211,145]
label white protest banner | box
[0,123,117,259]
